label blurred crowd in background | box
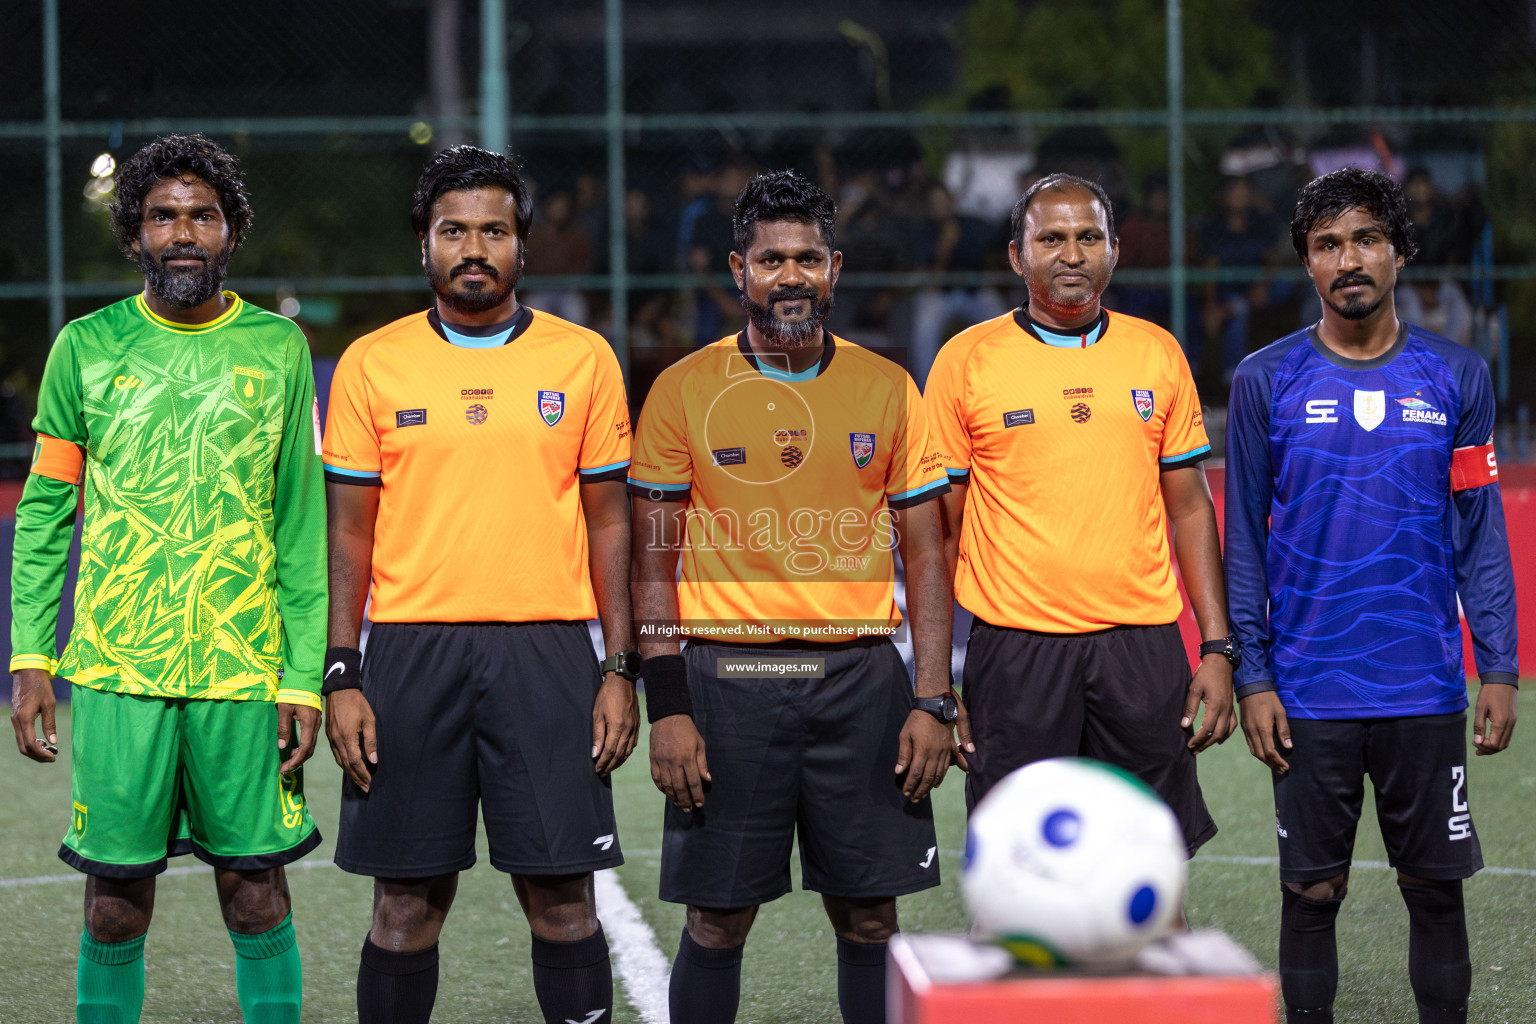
[5,0,1530,477]
[0,127,1495,475]
[511,123,1492,395]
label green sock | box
[228,912,302,1024]
[77,927,146,1024]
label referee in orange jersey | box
[925,173,1239,855]
[322,147,638,1024]
[631,171,962,1024]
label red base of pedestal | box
[888,935,1279,1024]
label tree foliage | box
[955,0,1278,111]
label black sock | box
[835,936,887,1024]
[530,926,612,1024]
[357,937,439,1024]
[669,928,744,1024]
[1400,880,1470,1024]
[1279,886,1343,1023]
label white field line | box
[595,868,671,1024]
[8,851,1534,888]
[0,859,676,1022]
[0,858,335,889]
[919,849,1536,879]
[1199,853,1536,878]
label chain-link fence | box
[4,0,1535,472]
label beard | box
[139,241,234,309]
[1325,273,1384,321]
[426,253,521,315]
[740,286,835,349]
[1031,266,1108,322]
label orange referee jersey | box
[629,334,949,641]
[322,306,630,623]
[925,308,1211,633]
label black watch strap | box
[321,646,364,696]
[600,650,642,682]
[1198,635,1242,669]
[913,693,959,724]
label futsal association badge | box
[1353,389,1385,432]
[538,390,565,426]
[233,366,265,409]
[1131,389,1155,423]
[849,432,876,469]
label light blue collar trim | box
[758,362,822,382]
[1036,321,1104,347]
[441,323,515,349]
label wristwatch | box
[1198,636,1243,669]
[600,650,642,682]
[913,692,960,724]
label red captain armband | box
[1451,443,1499,491]
[30,434,83,485]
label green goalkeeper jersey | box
[9,291,328,708]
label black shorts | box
[335,621,623,878]
[1273,711,1482,882]
[659,639,941,907]
[961,620,1217,855]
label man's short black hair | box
[411,145,533,242]
[1290,167,1417,263]
[1011,173,1117,247]
[109,134,253,258]
[733,170,837,254]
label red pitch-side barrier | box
[1179,465,1536,677]
[3,466,1531,675]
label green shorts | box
[60,685,320,879]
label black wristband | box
[321,646,364,696]
[640,654,693,724]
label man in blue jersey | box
[1225,168,1518,1024]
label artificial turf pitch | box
[2,688,1532,1023]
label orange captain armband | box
[30,434,84,485]
[1450,443,1498,492]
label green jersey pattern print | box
[11,292,328,706]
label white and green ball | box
[961,757,1188,968]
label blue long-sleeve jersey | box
[1224,323,1518,720]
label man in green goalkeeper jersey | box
[8,134,327,1024]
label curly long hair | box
[109,134,252,257]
